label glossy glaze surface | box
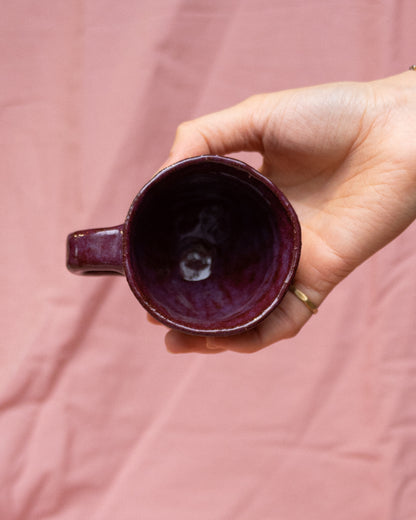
[123,156,301,335]
[67,155,301,335]
[67,226,124,275]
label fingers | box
[149,295,305,354]
[146,313,163,326]
[165,332,226,355]
[161,96,268,168]
[164,286,318,354]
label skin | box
[148,71,416,354]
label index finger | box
[161,96,268,168]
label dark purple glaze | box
[67,226,124,275]
[67,155,301,336]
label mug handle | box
[66,225,124,275]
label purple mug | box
[67,155,301,336]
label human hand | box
[151,72,416,354]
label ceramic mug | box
[66,155,301,336]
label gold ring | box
[409,65,416,70]
[289,285,318,314]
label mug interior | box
[125,157,300,335]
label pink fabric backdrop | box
[1,1,415,518]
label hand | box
[151,72,416,354]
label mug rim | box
[122,155,301,336]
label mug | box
[66,155,301,336]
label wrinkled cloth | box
[0,1,415,519]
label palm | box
[259,81,415,301]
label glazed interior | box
[127,160,298,334]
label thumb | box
[162,96,268,167]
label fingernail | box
[205,339,223,350]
